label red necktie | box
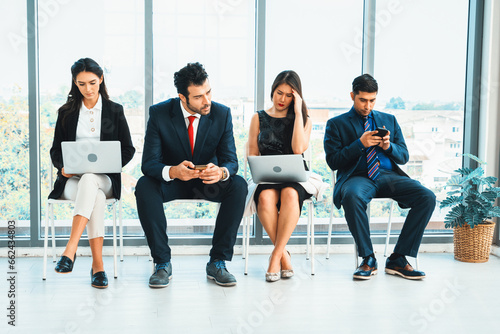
[188,116,196,155]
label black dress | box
[253,110,311,210]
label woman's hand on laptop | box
[61,167,75,179]
[199,163,222,184]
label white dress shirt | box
[162,100,229,182]
[76,94,102,142]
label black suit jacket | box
[141,98,238,181]
[49,99,135,200]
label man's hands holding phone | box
[169,161,223,184]
[360,127,391,150]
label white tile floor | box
[1,252,499,334]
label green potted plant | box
[440,153,500,262]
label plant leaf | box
[445,175,464,188]
[483,176,498,185]
[439,196,463,208]
[463,153,486,165]
[455,167,474,176]
[444,204,466,228]
[445,189,462,196]
[488,206,500,218]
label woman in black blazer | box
[49,58,135,288]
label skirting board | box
[7,243,458,258]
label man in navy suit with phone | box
[135,62,247,288]
[324,74,436,280]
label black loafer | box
[55,254,76,273]
[385,256,425,280]
[353,256,378,280]
[91,269,108,288]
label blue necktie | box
[364,117,380,181]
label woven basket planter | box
[453,221,496,263]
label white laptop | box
[247,154,309,183]
[61,141,122,174]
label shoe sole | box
[385,268,425,280]
[149,275,172,288]
[91,284,108,289]
[353,269,378,280]
[207,275,237,286]
[54,270,72,274]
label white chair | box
[42,163,124,280]
[242,147,326,275]
[325,171,418,269]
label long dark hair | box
[270,70,308,125]
[58,58,109,124]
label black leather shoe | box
[353,256,378,280]
[149,262,172,288]
[55,254,76,273]
[91,269,108,289]
[385,256,425,280]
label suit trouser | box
[340,169,436,258]
[135,175,248,264]
[61,173,113,239]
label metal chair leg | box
[112,201,118,279]
[43,203,50,280]
[51,205,56,263]
[326,204,334,259]
[309,202,315,275]
[384,201,395,257]
[119,200,124,262]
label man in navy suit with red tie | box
[135,62,247,288]
[324,74,436,280]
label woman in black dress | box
[247,70,312,282]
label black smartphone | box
[374,127,388,137]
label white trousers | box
[61,173,113,239]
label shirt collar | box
[350,106,372,120]
[81,94,102,112]
[180,100,200,120]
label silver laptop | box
[61,141,122,174]
[248,154,309,183]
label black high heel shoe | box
[91,269,108,289]
[55,253,76,273]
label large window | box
[373,0,468,234]
[38,0,145,238]
[265,0,363,237]
[1,1,477,246]
[0,1,29,237]
[152,0,255,236]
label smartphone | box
[374,127,388,137]
[193,165,208,170]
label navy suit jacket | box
[141,98,238,182]
[324,107,409,209]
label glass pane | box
[153,0,255,236]
[265,0,363,236]
[374,0,468,234]
[39,0,145,237]
[0,1,30,238]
